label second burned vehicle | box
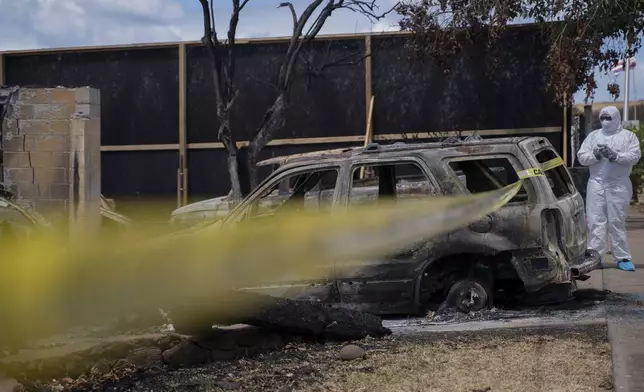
[172,136,601,314]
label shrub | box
[626,124,644,203]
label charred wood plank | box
[172,291,391,341]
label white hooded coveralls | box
[577,106,641,260]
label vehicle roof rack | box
[464,134,483,142]
[363,142,380,152]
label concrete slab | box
[385,310,606,335]
[603,212,644,392]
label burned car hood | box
[170,195,232,227]
[171,196,229,215]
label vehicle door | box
[333,156,441,312]
[222,163,342,303]
[437,152,539,252]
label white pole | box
[625,58,631,122]
[624,38,631,122]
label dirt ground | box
[83,326,612,392]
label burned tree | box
[198,0,250,202]
[395,0,644,104]
[199,0,393,194]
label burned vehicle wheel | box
[444,279,491,313]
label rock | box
[214,380,241,390]
[125,348,163,369]
[161,341,210,368]
[339,344,365,361]
[0,375,22,392]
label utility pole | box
[615,36,638,126]
[623,57,639,127]
[624,57,631,122]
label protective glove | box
[600,146,618,162]
[593,147,603,160]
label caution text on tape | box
[516,156,565,180]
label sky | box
[0,0,641,104]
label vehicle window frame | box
[443,153,536,205]
[532,146,575,199]
[342,156,440,208]
[223,164,342,225]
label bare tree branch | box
[299,46,370,77]
[282,0,386,90]
[226,0,250,98]
[198,0,223,107]
[240,0,252,11]
[279,2,298,33]
[277,0,325,91]
[248,0,387,168]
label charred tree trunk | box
[217,112,243,202]
[248,93,287,189]
[236,146,252,197]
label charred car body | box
[173,136,601,313]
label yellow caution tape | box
[540,156,565,171]
[516,156,565,180]
[517,167,544,179]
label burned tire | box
[444,279,491,313]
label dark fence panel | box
[186,39,365,144]
[371,26,561,135]
[4,47,179,146]
[102,150,178,217]
[102,150,178,196]
[186,149,230,199]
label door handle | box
[468,214,493,233]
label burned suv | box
[180,136,601,313]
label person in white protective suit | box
[577,106,641,271]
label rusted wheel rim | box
[449,280,490,313]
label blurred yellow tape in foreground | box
[0,180,522,347]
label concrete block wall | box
[1,87,101,234]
